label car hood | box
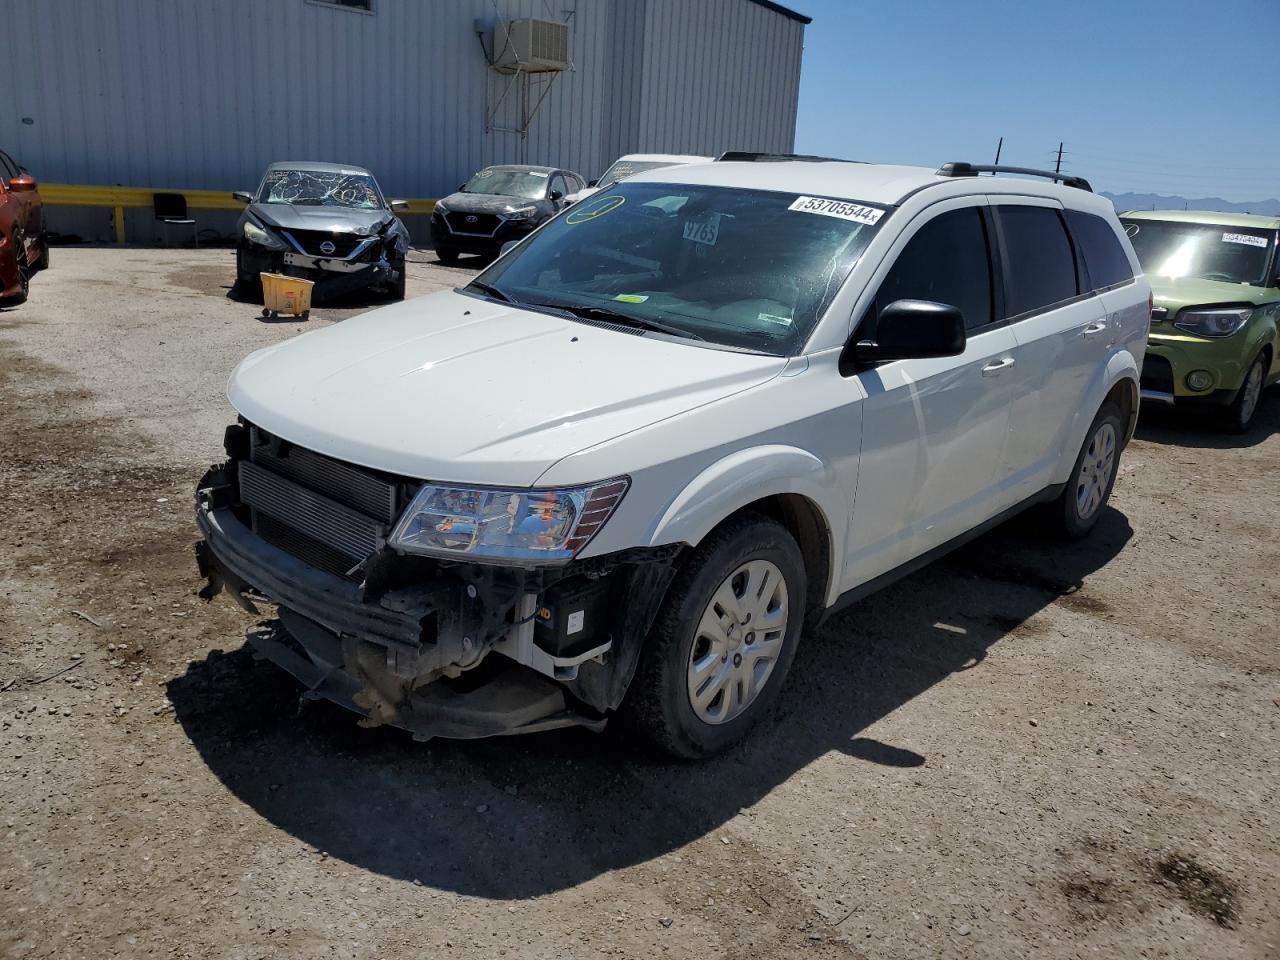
[439,193,544,215]
[248,203,393,234]
[228,290,786,486]
[1148,275,1272,313]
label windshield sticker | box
[682,215,721,246]
[614,294,649,304]
[758,312,793,327]
[566,195,626,224]
[1222,232,1268,248]
[788,196,884,226]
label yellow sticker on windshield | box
[614,294,649,304]
[566,195,625,224]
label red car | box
[0,148,49,304]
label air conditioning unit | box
[491,18,569,74]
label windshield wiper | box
[466,280,517,304]
[525,300,705,341]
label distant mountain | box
[1102,191,1280,216]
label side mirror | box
[458,183,467,192]
[389,199,409,211]
[499,240,521,258]
[231,191,253,204]
[549,190,564,202]
[8,174,36,193]
[854,299,966,364]
[587,179,598,188]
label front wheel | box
[385,255,406,300]
[2,229,29,305]
[33,234,50,271]
[1220,353,1267,434]
[620,514,806,759]
[435,246,459,265]
[1044,401,1123,539]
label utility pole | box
[994,137,1003,166]
[1054,142,1064,176]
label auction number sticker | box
[682,214,721,246]
[788,196,885,225]
[1222,232,1268,248]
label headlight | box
[504,205,538,220]
[1173,307,1252,338]
[242,220,285,250]
[433,199,449,215]
[389,478,629,564]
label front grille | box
[283,229,367,258]
[445,212,501,236]
[1141,354,1174,393]
[250,427,396,521]
[240,426,406,578]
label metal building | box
[2,0,810,242]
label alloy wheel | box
[1239,359,1264,425]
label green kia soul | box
[1120,210,1280,432]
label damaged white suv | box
[196,157,1149,758]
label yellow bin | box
[260,272,314,320]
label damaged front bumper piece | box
[194,463,678,742]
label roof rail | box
[937,162,1092,192]
[716,151,858,164]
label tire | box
[385,255,406,301]
[34,234,50,271]
[1220,353,1267,434]
[1044,401,1123,539]
[1,229,29,305]
[620,513,807,759]
[234,249,262,299]
[435,246,459,265]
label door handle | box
[1081,321,1109,337]
[981,357,1016,377]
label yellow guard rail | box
[40,184,437,243]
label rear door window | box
[873,207,994,331]
[995,206,1079,317]
[1066,211,1134,291]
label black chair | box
[153,193,197,247]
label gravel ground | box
[1,246,1277,960]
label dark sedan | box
[233,162,411,301]
[430,165,584,263]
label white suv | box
[196,157,1149,758]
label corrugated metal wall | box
[3,0,804,205]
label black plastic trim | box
[822,483,1066,620]
[937,162,1092,192]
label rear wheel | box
[1220,353,1267,434]
[1044,401,1122,539]
[435,246,459,265]
[621,514,806,759]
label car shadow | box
[168,506,1132,900]
[1135,387,1279,449]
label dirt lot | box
[1,246,1277,960]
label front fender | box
[648,445,848,604]
[1053,349,1139,484]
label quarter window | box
[995,206,1079,317]
[1066,210,1134,291]
[874,207,993,331]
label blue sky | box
[790,0,1279,201]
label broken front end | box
[194,423,678,741]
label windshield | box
[463,168,549,200]
[472,183,886,354]
[1121,218,1275,286]
[257,169,383,209]
[597,159,686,189]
